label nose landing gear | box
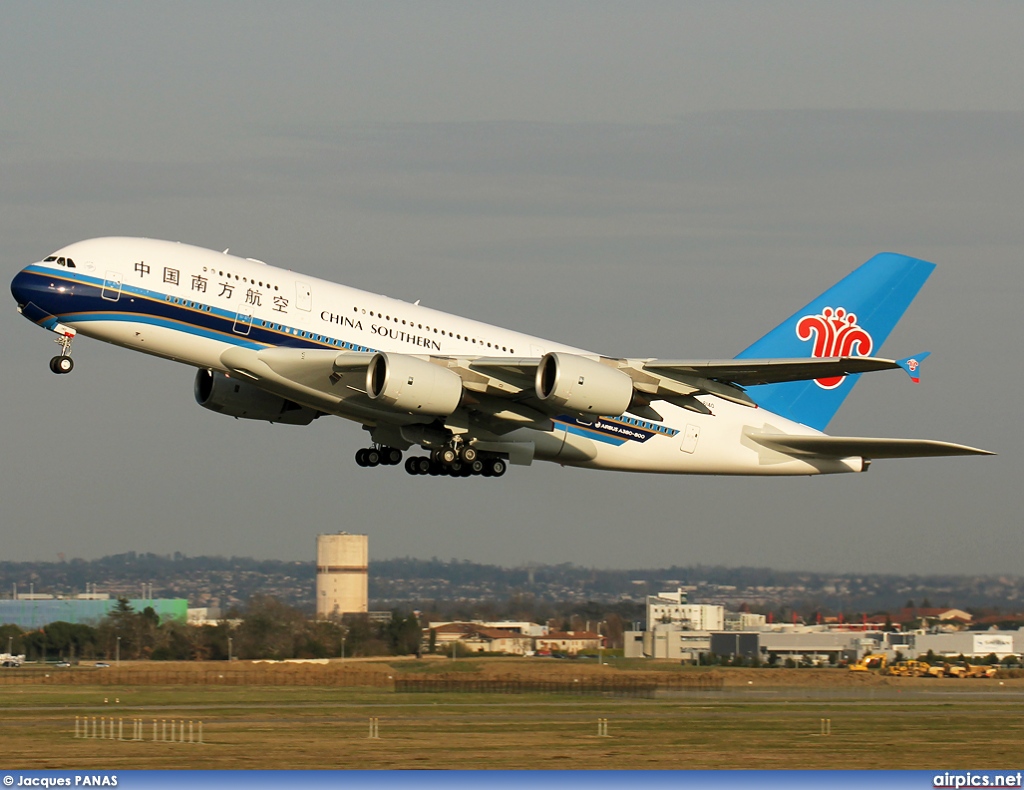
[49,327,76,374]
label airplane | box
[10,237,992,478]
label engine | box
[194,369,319,425]
[535,352,634,416]
[366,352,464,416]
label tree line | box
[1,595,421,662]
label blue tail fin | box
[736,253,935,430]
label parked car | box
[55,661,71,667]
[94,662,110,668]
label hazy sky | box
[1,2,1020,575]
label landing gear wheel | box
[460,446,477,463]
[414,457,431,475]
[50,356,73,374]
[355,449,369,467]
[469,459,484,475]
[489,459,507,477]
[384,447,403,466]
[440,448,457,465]
[365,448,381,467]
[405,457,418,475]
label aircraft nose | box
[11,267,32,308]
[11,266,57,325]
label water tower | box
[315,532,368,618]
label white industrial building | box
[623,585,1024,664]
[315,532,368,619]
[911,631,1017,659]
[707,628,1024,665]
[646,588,724,631]
[624,588,726,660]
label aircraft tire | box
[490,459,507,477]
[441,448,457,465]
[460,446,477,463]
[469,459,484,474]
[415,457,431,475]
[50,356,73,374]
[384,447,403,465]
[355,449,368,467]
[365,448,381,467]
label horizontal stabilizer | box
[749,433,994,459]
[896,352,930,383]
[643,356,904,387]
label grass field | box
[2,659,1023,769]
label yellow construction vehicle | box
[848,653,888,672]
[887,659,933,677]
[964,663,999,678]
[941,662,997,678]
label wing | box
[216,346,921,429]
[213,346,993,462]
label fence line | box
[0,668,391,687]
[1,668,722,694]
[394,674,722,696]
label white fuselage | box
[15,237,854,476]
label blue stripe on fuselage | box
[13,266,377,354]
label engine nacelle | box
[535,352,634,416]
[366,352,464,416]
[194,369,319,425]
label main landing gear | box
[403,448,507,478]
[354,445,403,467]
[48,328,76,374]
[355,441,508,478]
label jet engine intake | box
[535,352,634,416]
[194,369,319,425]
[366,352,464,416]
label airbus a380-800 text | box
[11,238,992,478]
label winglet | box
[897,352,930,383]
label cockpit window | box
[43,255,76,268]
[65,258,76,268]
[44,256,58,262]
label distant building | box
[535,631,603,655]
[646,588,724,631]
[186,607,223,626]
[462,628,535,655]
[428,621,548,638]
[628,629,714,661]
[624,587,726,659]
[891,608,973,629]
[315,533,368,619]
[912,630,1018,659]
[726,612,768,631]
